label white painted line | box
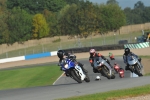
[53,72,65,85]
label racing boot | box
[64,70,70,77]
[125,65,133,73]
[93,68,99,73]
[78,62,88,73]
[64,73,69,77]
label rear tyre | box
[70,69,82,83]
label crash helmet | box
[89,49,96,56]
[57,50,65,59]
[124,48,130,55]
[96,76,101,80]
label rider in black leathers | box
[123,48,141,73]
[57,50,87,76]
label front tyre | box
[102,66,111,79]
[84,73,90,82]
[111,73,115,79]
[70,69,82,83]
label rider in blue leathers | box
[123,48,141,73]
[57,50,87,76]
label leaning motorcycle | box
[60,61,90,83]
[113,63,120,73]
[118,68,125,78]
[127,55,143,77]
[93,57,115,79]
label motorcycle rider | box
[89,49,113,73]
[57,50,87,76]
[123,48,141,73]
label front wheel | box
[84,73,90,82]
[70,69,82,83]
[101,66,111,79]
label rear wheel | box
[70,69,82,83]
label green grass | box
[58,84,150,100]
[0,65,62,90]
[140,56,150,59]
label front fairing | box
[127,55,138,65]
[93,57,103,68]
[61,60,75,70]
[93,57,110,69]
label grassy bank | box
[58,84,150,100]
[0,65,62,90]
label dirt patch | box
[142,58,150,74]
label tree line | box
[0,0,149,45]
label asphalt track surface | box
[0,57,150,100]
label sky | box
[89,0,150,9]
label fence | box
[0,23,150,59]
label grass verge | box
[58,84,150,100]
[0,65,62,90]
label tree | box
[6,7,32,44]
[42,9,57,36]
[60,4,79,36]
[106,0,119,5]
[32,14,49,39]
[0,0,9,44]
[64,0,81,5]
[7,0,67,14]
[124,7,133,25]
[97,4,126,33]
[134,1,145,9]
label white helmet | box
[95,76,101,80]
[90,49,96,56]
[90,49,95,53]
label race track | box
[0,57,150,100]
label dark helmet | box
[57,50,65,59]
[124,48,130,55]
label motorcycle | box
[109,55,115,60]
[113,63,120,73]
[93,57,115,79]
[59,59,90,83]
[113,63,124,78]
[127,54,143,77]
[118,68,125,78]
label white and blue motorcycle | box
[60,59,90,83]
